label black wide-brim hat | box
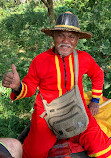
[41,11,92,39]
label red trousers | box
[23,109,111,158]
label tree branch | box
[41,0,49,8]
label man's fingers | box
[2,72,14,88]
[4,72,13,79]
[91,109,94,116]
[91,108,99,116]
[2,65,20,89]
[2,83,11,88]
[2,72,13,83]
[11,64,18,75]
[2,79,12,87]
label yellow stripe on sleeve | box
[92,89,102,93]
[55,55,62,96]
[22,83,27,98]
[15,82,25,100]
[92,94,103,98]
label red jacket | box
[10,48,104,114]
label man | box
[2,11,111,158]
[0,138,22,158]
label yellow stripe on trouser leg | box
[89,145,111,157]
[107,156,111,158]
[55,55,62,97]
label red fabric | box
[22,110,111,158]
[102,96,109,101]
[10,48,111,158]
[79,114,111,157]
[48,140,84,157]
[10,48,104,105]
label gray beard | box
[57,43,73,57]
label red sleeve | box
[10,57,40,100]
[86,53,104,98]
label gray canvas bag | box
[40,50,89,139]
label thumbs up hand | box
[2,64,20,91]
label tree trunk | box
[17,0,21,5]
[27,0,30,5]
[47,0,55,24]
[26,0,37,5]
[14,0,21,5]
[33,0,37,4]
[41,0,55,24]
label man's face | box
[53,31,79,57]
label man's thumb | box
[11,64,18,75]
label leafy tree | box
[0,0,14,8]
[64,0,111,96]
[0,0,111,138]
[13,0,21,5]
[26,0,55,24]
[41,0,55,24]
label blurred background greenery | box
[0,0,111,138]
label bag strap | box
[40,50,79,118]
[73,50,78,85]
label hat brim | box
[41,27,92,39]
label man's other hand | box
[88,102,99,116]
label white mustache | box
[58,43,73,48]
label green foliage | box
[0,0,14,9]
[0,81,35,137]
[64,0,111,95]
[0,4,53,80]
[0,109,30,138]
[0,3,52,138]
[0,0,111,138]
